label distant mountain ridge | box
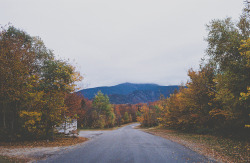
[78,83,179,104]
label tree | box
[0,26,41,140]
[123,112,129,123]
[114,106,122,126]
[92,91,115,128]
[39,59,82,139]
[0,25,82,140]
[205,5,250,131]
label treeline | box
[0,26,82,141]
[66,91,137,129]
[137,4,250,134]
[0,26,137,141]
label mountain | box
[78,83,179,104]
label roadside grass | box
[0,137,88,148]
[140,127,249,163]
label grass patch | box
[140,127,249,163]
[0,137,88,148]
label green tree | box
[205,5,250,131]
[39,59,82,139]
[123,112,129,123]
[92,91,116,128]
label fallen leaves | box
[0,137,88,149]
[140,127,249,163]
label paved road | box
[78,130,111,139]
[39,123,214,163]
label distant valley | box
[78,83,179,104]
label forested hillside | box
[79,83,179,104]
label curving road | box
[39,123,214,163]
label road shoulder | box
[0,137,88,162]
[139,127,249,163]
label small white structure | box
[56,119,77,135]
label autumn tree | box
[114,106,122,126]
[136,103,160,127]
[0,26,82,140]
[0,26,42,140]
[144,2,250,134]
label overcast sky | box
[1,0,244,89]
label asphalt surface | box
[39,123,214,163]
[78,130,111,139]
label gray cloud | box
[0,0,243,88]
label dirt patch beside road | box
[0,137,88,162]
[140,127,249,163]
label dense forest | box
[0,26,138,141]
[137,4,250,135]
[0,2,249,142]
[0,26,83,141]
[66,91,137,129]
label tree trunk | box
[51,127,54,141]
[3,108,6,128]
